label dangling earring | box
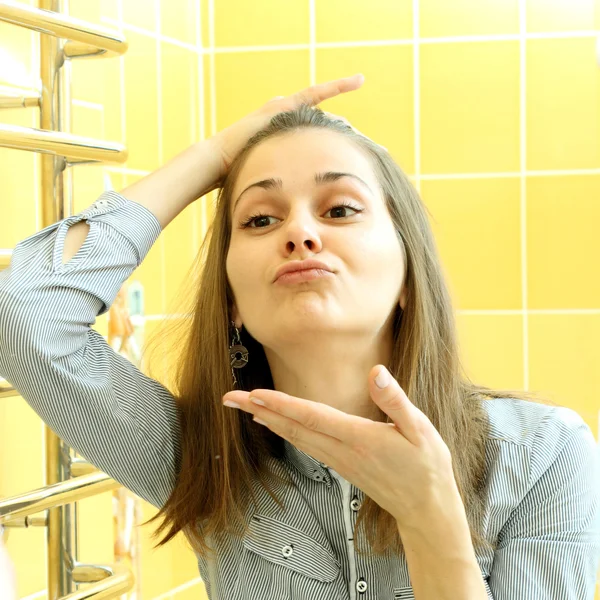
[229,321,249,389]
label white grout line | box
[30,22,48,580]
[418,30,600,43]
[459,309,600,315]
[519,0,529,392]
[71,98,104,111]
[423,172,525,180]
[31,30,39,230]
[118,0,126,150]
[19,591,47,600]
[524,168,600,176]
[104,166,150,176]
[193,0,201,256]
[209,0,216,227]
[200,0,207,245]
[100,16,198,51]
[155,0,167,378]
[309,0,315,84]
[155,0,162,158]
[98,167,600,179]
[420,168,600,179]
[413,0,420,193]
[152,577,203,600]
[98,16,600,52]
[140,308,600,321]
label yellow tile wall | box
[0,0,599,598]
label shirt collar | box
[283,439,333,488]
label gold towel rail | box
[0,123,128,163]
[0,1,134,598]
[0,84,41,109]
[0,472,121,525]
[0,474,134,598]
[0,0,127,58]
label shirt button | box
[282,545,293,558]
[350,497,361,511]
[356,578,367,593]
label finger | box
[241,388,368,444]
[369,365,424,444]
[245,398,345,467]
[294,74,365,107]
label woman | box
[0,74,598,599]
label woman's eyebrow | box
[232,171,373,214]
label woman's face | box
[226,128,407,345]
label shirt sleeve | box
[489,406,600,599]
[0,190,181,510]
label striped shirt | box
[1,190,599,600]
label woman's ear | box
[231,305,243,330]
[399,287,408,311]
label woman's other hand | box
[209,73,366,183]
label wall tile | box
[160,0,198,45]
[316,0,412,42]
[526,0,596,32]
[526,175,600,309]
[420,0,519,37]
[526,37,600,170]
[456,313,525,390]
[316,44,414,173]
[420,41,520,173]
[422,177,522,310]
[214,0,309,47]
[529,313,600,436]
[123,32,160,171]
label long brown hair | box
[141,104,557,559]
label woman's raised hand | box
[209,73,366,183]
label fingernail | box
[224,400,240,408]
[375,367,390,389]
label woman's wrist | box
[189,138,225,198]
[119,139,224,230]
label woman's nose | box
[282,214,323,252]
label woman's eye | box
[327,204,360,219]
[240,203,363,229]
[241,214,274,229]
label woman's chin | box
[276,313,343,337]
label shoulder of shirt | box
[481,396,591,447]
[479,397,599,519]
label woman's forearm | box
[119,139,223,230]
[62,140,223,265]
